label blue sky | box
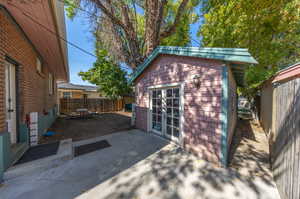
[66,13,96,85]
[65,11,202,85]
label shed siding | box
[135,55,224,164]
[227,66,237,148]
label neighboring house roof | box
[0,0,69,81]
[260,62,300,89]
[272,62,300,83]
[129,46,258,85]
[58,83,98,92]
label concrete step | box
[4,139,73,181]
[10,142,29,166]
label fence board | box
[272,78,300,199]
[59,98,127,114]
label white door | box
[150,87,182,142]
[5,62,17,144]
[150,89,163,135]
[164,87,181,142]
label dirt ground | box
[229,118,273,181]
[40,112,132,144]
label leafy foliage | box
[78,49,132,99]
[64,0,79,19]
[65,0,200,69]
[199,0,300,97]
[161,0,200,46]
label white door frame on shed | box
[147,82,185,146]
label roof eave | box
[129,46,258,84]
[48,0,69,81]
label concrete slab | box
[3,139,73,180]
[0,130,280,199]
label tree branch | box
[156,0,168,40]
[90,0,127,31]
[159,0,189,39]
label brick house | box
[0,0,68,180]
[129,46,257,166]
[58,82,101,99]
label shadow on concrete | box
[76,135,279,199]
[0,130,279,199]
[228,119,274,187]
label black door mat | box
[15,142,59,165]
[75,140,111,157]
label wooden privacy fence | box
[271,78,300,199]
[261,78,300,199]
[60,98,125,114]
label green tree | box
[78,49,132,99]
[65,0,200,69]
[199,0,300,97]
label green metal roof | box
[129,46,258,84]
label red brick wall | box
[0,10,57,132]
[134,55,224,164]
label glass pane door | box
[165,87,180,140]
[151,89,163,134]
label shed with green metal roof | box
[131,46,257,166]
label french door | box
[150,86,182,142]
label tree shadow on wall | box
[271,80,300,199]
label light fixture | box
[192,74,201,88]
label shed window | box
[49,73,54,95]
[63,92,72,98]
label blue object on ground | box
[125,104,132,112]
[44,131,56,137]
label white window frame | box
[63,92,72,99]
[36,58,42,74]
[147,82,185,146]
[49,73,53,95]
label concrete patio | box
[0,130,279,199]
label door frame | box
[147,82,185,146]
[5,56,20,144]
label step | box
[4,139,73,181]
[10,143,29,166]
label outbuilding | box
[130,46,257,166]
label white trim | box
[5,61,17,144]
[63,91,72,98]
[147,82,185,147]
[179,83,185,147]
[49,73,54,95]
[148,89,163,136]
[36,57,42,73]
[148,82,183,89]
[147,91,151,132]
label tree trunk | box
[83,0,190,69]
[145,0,160,55]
